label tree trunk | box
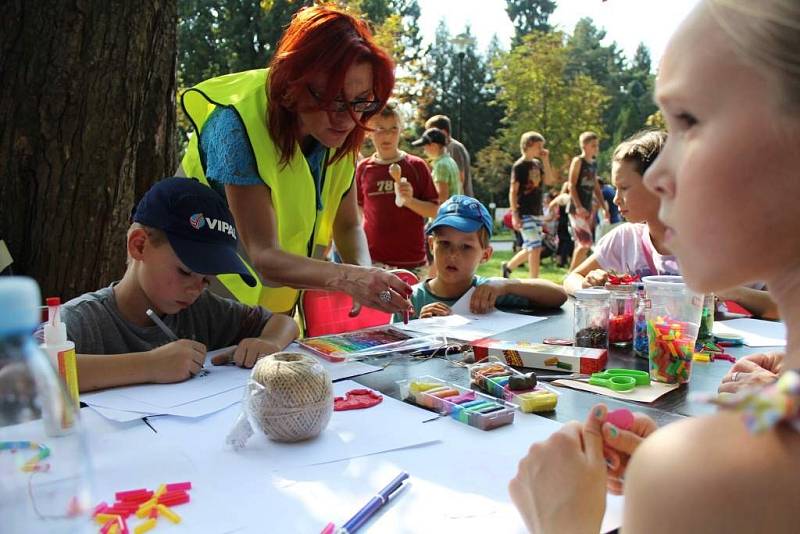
[0,0,177,300]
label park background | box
[1,0,696,300]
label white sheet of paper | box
[82,344,381,422]
[82,364,250,410]
[713,318,786,347]
[203,407,622,533]
[147,380,441,471]
[87,387,245,422]
[397,288,547,341]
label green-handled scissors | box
[588,369,651,392]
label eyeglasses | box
[307,85,382,113]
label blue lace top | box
[199,106,328,210]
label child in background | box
[567,131,606,271]
[563,130,777,319]
[564,130,677,295]
[60,178,298,392]
[510,2,800,531]
[549,182,574,268]
[356,101,439,277]
[502,132,556,279]
[394,196,567,322]
[412,127,462,203]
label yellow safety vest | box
[180,69,355,313]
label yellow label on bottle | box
[57,347,79,428]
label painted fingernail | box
[607,424,618,438]
[594,406,604,419]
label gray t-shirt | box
[61,284,272,355]
[447,138,472,197]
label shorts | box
[568,210,595,247]
[520,215,545,250]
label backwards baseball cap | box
[427,195,493,238]
[411,127,448,147]
[133,177,257,287]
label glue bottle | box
[0,277,92,532]
[41,297,80,416]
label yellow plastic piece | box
[515,391,558,413]
[134,518,157,534]
[95,513,121,524]
[157,504,182,524]
[135,501,156,519]
[154,483,167,498]
[692,352,711,362]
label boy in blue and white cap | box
[395,195,566,321]
[60,178,298,392]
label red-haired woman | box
[178,5,412,317]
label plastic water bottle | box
[0,277,92,533]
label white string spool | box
[246,352,333,443]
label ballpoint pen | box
[146,308,178,341]
[322,472,409,534]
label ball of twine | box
[246,352,333,443]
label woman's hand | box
[341,266,413,315]
[418,302,452,319]
[596,404,658,495]
[509,406,607,534]
[718,352,783,393]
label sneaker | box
[501,261,512,278]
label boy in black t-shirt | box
[503,132,555,279]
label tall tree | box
[506,0,556,43]
[1,0,178,299]
[370,0,425,105]
[416,20,458,127]
[481,30,609,204]
[565,17,627,170]
[177,0,314,88]
[613,43,658,144]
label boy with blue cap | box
[60,178,298,392]
[396,195,566,321]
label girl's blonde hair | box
[707,0,800,111]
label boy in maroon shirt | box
[356,101,439,276]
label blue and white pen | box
[322,472,409,534]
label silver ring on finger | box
[731,371,740,382]
[378,289,392,303]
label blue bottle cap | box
[0,277,42,335]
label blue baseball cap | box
[133,177,257,287]
[427,195,493,238]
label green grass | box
[477,249,569,284]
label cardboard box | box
[471,338,608,374]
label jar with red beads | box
[605,277,638,347]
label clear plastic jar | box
[605,282,637,347]
[633,284,649,358]
[574,288,610,349]
[0,277,92,533]
[642,275,703,384]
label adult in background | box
[178,5,411,317]
[425,115,473,197]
